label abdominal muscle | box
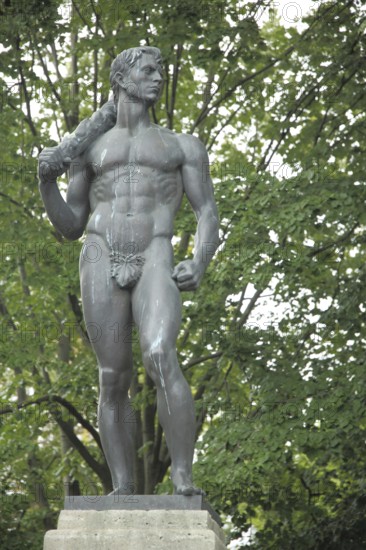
[85,198,175,258]
[82,163,182,272]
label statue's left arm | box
[172,134,220,291]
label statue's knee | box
[99,366,126,395]
[142,346,173,386]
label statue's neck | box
[115,93,151,134]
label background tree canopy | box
[0,0,365,548]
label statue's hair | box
[110,46,163,103]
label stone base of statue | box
[43,495,227,549]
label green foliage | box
[1,0,366,548]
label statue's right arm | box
[38,147,91,241]
[38,99,115,240]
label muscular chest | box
[88,127,184,175]
[88,127,184,205]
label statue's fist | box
[38,146,71,185]
[172,259,205,291]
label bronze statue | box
[38,46,219,496]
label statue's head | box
[110,46,163,105]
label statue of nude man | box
[38,46,219,496]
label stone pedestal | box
[43,496,227,549]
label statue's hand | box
[38,146,71,185]
[172,259,205,291]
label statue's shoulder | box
[150,126,207,161]
[176,132,207,161]
[150,123,175,136]
[150,123,183,147]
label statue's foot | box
[174,484,206,496]
[108,483,135,496]
[172,470,205,496]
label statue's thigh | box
[80,257,133,367]
[132,263,182,349]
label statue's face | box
[124,53,163,105]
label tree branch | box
[16,37,37,137]
[190,0,349,133]
[238,287,264,326]
[0,191,34,218]
[183,352,223,371]
[0,394,103,452]
[55,415,108,482]
[168,43,183,130]
[308,223,359,258]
